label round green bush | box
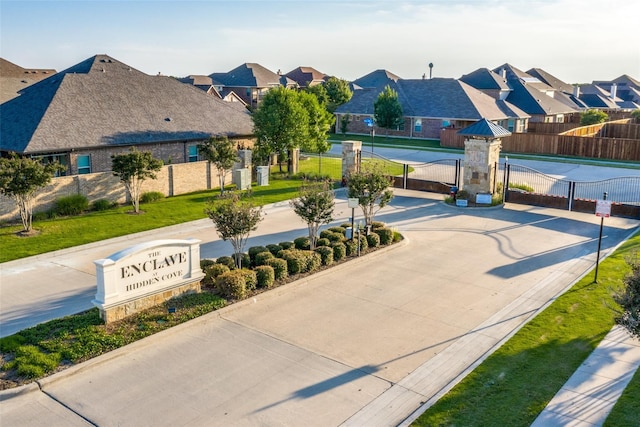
[279,241,294,250]
[54,194,89,216]
[92,199,115,211]
[205,263,230,283]
[294,236,310,250]
[344,240,358,256]
[340,222,352,229]
[314,246,334,266]
[248,246,269,266]
[240,269,257,291]
[375,228,394,245]
[216,270,246,300]
[366,233,380,248]
[200,259,216,270]
[358,234,368,251]
[279,249,305,274]
[140,191,164,203]
[304,251,322,272]
[216,256,236,270]
[332,242,346,260]
[265,258,288,280]
[255,251,275,266]
[266,244,282,255]
[328,226,347,235]
[371,221,385,230]
[255,265,275,289]
[316,238,330,247]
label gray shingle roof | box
[459,68,510,90]
[335,78,529,120]
[1,54,253,154]
[526,68,575,94]
[351,69,402,89]
[210,63,296,88]
[285,66,327,87]
[0,58,56,103]
[457,118,512,138]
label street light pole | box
[594,191,608,283]
[371,128,375,153]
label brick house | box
[335,72,529,139]
[0,54,254,175]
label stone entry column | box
[342,140,362,180]
[463,138,502,199]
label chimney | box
[573,85,580,98]
[610,83,617,100]
[501,68,506,79]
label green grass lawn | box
[412,230,640,426]
[0,179,303,263]
[329,133,444,150]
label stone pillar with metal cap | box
[457,119,511,201]
[342,140,362,180]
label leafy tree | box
[298,90,335,173]
[111,148,163,214]
[374,85,404,134]
[340,113,351,135]
[580,109,608,125]
[252,87,309,172]
[197,136,239,195]
[325,76,352,113]
[0,154,64,233]
[290,180,335,249]
[613,253,640,339]
[304,84,329,106]
[630,109,640,122]
[205,192,263,268]
[346,163,394,229]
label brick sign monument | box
[93,239,205,323]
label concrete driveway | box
[1,190,638,426]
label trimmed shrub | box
[54,194,89,216]
[265,258,288,280]
[357,234,368,251]
[248,246,269,266]
[326,231,345,243]
[279,241,294,250]
[216,256,236,270]
[366,233,380,248]
[304,251,322,272]
[316,238,330,247]
[375,227,394,245]
[140,191,164,203]
[332,242,346,261]
[266,244,282,255]
[240,269,258,291]
[32,211,49,222]
[200,259,216,270]
[340,222,352,229]
[255,265,275,289]
[393,231,402,242]
[255,251,275,266]
[205,263,230,283]
[92,199,115,211]
[279,249,306,275]
[294,236,311,250]
[315,246,334,266]
[371,221,385,230]
[216,270,246,300]
[345,240,358,256]
[328,226,347,235]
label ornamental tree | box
[580,109,608,125]
[374,85,404,135]
[298,90,335,174]
[613,254,640,339]
[0,154,64,233]
[347,163,394,228]
[197,136,239,195]
[111,148,163,213]
[252,86,309,172]
[290,180,335,249]
[324,76,353,113]
[205,192,263,268]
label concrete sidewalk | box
[1,189,639,426]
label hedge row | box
[200,222,397,300]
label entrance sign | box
[595,199,612,217]
[93,239,204,323]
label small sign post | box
[348,198,359,241]
[594,192,610,283]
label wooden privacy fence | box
[440,126,640,161]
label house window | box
[355,115,360,121]
[507,119,515,132]
[442,120,451,128]
[396,121,405,131]
[34,154,68,176]
[77,155,91,174]
[414,119,422,133]
[188,145,198,162]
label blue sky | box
[1,0,638,83]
